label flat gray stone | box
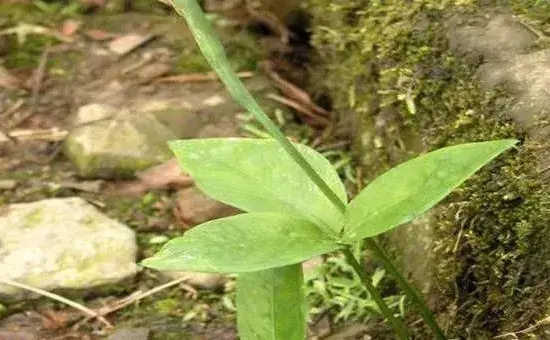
[0,197,137,301]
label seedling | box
[142,1,517,339]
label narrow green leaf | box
[168,138,347,233]
[343,140,517,241]
[237,265,307,340]
[141,212,339,273]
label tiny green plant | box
[142,1,518,339]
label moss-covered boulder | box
[306,0,550,338]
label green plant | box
[306,255,405,323]
[141,0,518,339]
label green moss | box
[0,3,42,22]
[23,207,43,227]
[4,35,59,70]
[154,298,180,315]
[510,0,550,24]
[306,0,550,338]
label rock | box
[477,49,550,137]
[0,197,137,301]
[160,271,226,290]
[174,187,240,227]
[107,328,151,340]
[70,103,117,127]
[64,112,176,179]
[447,14,537,64]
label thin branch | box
[0,278,113,328]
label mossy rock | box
[64,111,176,179]
[306,0,550,338]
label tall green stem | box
[166,1,445,339]
[170,0,346,214]
[343,248,410,340]
[364,239,447,339]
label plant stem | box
[342,248,410,340]
[170,0,346,215]
[167,1,445,339]
[364,238,447,340]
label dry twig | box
[11,47,50,128]
[493,316,550,339]
[266,93,330,126]
[75,276,196,329]
[0,278,113,328]
[155,71,254,83]
[8,127,68,142]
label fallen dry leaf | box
[84,29,115,41]
[113,159,193,196]
[156,71,254,83]
[136,63,172,84]
[261,61,330,117]
[174,186,239,228]
[60,19,81,37]
[39,310,75,330]
[266,93,329,127]
[108,34,154,56]
[0,66,24,90]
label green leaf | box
[168,138,347,232]
[342,140,517,241]
[237,265,307,340]
[141,212,339,273]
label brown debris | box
[84,29,115,41]
[155,71,254,84]
[108,34,155,56]
[113,159,194,196]
[136,63,172,84]
[174,187,240,228]
[266,93,330,127]
[75,276,196,329]
[7,128,68,142]
[262,61,330,117]
[60,20,82,38]
[0,66,24,90]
